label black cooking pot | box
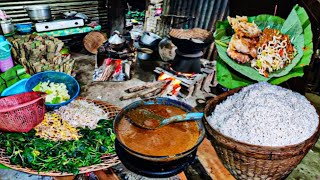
[113,97,205,177]
[170,33,214,54]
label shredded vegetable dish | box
[251,28,296,77]
[33,81,70,104]
[34,112,81,141]
[55,99,110,130]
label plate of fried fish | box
[214,5,313,89]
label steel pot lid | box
[25,5,50,10]
[143,32,161,39]
[108,30,125,45]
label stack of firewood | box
[9,35,75,75]
[120,80,179,101]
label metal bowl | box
[137,48,153,60]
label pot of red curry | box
[113,97,205,162]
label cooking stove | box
[171,49,203,73]
[35,19,84,32]
[115,140,196,178]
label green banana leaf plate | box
[214,5,313,89]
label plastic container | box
[15,23,33,34]
[1,78,29,96]
[0,36,13,72]
[25,71,80,110]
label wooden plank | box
[53,176,75,180]
[197,138,235,180]
[94,169,120,180]
[177,172,188,180]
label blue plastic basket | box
[25,71,80,110]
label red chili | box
[279,49,284,57]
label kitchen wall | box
[0,0,108,31]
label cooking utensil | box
[137,48,153,60]
[108,31,126,50]
[0,20,14,35]
[140,31,162,47]
[127,108,203,129]
[25,5,51,21]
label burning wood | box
[120,81,167,101]
[120,74,182,101]
[94,58,128,81]
[158,73,181,96]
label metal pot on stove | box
[140,31,162,47]
[25,5,52,21]
[108,30,126,50]
[113,97,205,178]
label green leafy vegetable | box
[215,5,313,89]
[0,120,116,174]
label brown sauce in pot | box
[117,104,200,156]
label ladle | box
[126,109,203,130]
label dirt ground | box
[73,53,207,109]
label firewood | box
[125,81,166,93]
[159,80,175,97]
[142,88,162,98]
[120,82,167,101]
[120,86,159,101]
[102,62,117,81]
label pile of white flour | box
[208,82,319,146]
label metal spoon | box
[126,108,204,130]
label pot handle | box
[144,32,151,36]
[112,30,121,35]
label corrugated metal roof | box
[160,0,229,60]
[0,0,108,31]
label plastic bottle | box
[0,35,13,72]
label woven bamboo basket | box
[0,98,121,176]
[203,89,320,180]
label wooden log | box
[125,81,165,93]
[120,82,166,101]
[120,86,160,101]
[141,88,162,98]
[160,80,175,97]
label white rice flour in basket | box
[208,82,319,146]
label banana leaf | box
[215,5,313,89]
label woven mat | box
[0,98,121,176]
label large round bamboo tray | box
[0,98,121,176]
[203,89,320,180]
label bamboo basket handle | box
[0,95,46,113]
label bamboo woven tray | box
[0,98,121,177]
